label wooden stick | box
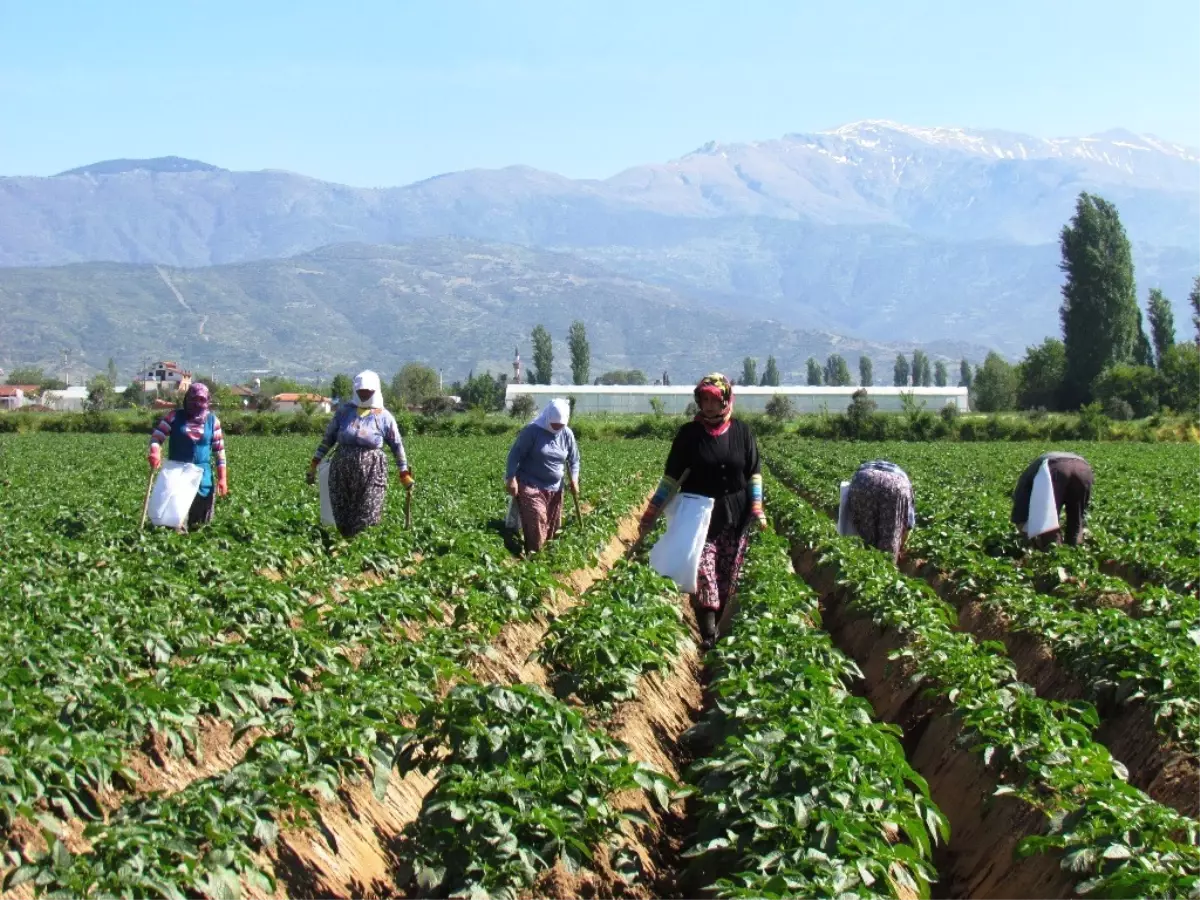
[570,483,583,528]
[139,470,156,530]
[404,486,413,530]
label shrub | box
[1077,402,1110,440]
[765,394,795,420]
[509,394,536,420]
[844,389,877,440]
[1103,398,1135,421]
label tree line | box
[965,194,1199,418]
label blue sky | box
[1,0,1196,186]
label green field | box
[0,434,1196,899]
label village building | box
[272,392,332,414]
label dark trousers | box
[1041,458,1093,547]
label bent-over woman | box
[506,398,580,553]
[638,374,766,650]
[1011,451,1093,547]
[307,370,413,538]
[845,460,915,564]
[148,382,228,531]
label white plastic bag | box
[317,460,335,526]
[649,492,714,594]
[505,496,521,531]
[147,461,203,528]
[1025,459,1059,537]
[837,481,859,537]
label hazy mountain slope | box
[1,122,1194,354]
[0,240,986,382]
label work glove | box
[306,460,318,485]
[148,444,162,470]
[399,469,415,490]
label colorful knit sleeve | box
[211,416,227,471]
[149,411,174,448]
[312,408,340,463]
[750,473,764,520]
[640,474,679,525]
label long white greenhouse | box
[504,384,970,415]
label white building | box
[272,392,333,414]
[42,386,90,412]
[0,386,27,410]
[504,384,970,415]
[138,361,193,394]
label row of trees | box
[525,322,592,385]
[738,356,782,386]
[965,193,1200,417]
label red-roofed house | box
[139,361,193,394]
[0,385,29,410]
[272,393,332,414]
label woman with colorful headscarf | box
[307,370,414,538]
[147,382,228,530]
[505,398,581,553]
[638,373,766,649]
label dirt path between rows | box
[770,463,1198,820]
[259,510,672,899]
[791,544,1077,900]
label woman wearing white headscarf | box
[505,398,581,552]
[307,370,414,538]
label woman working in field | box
[307,370,414,538]
[638,373,766,650]
[147,382,228,531]
[841,459,916,564]
[505,398,581,553]
[1011,451,1094,548]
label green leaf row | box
[394,683,687,899]
[766,479,1199,898]
[764,441,1199,751]
[533,553,691,708]
[4,436,664,896]
[681,531,947,899]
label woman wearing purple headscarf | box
[148,382,228,530]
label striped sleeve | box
[149,410,175,448]
[750,473,764,519]
[211,416,227,471]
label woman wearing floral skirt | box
[845,460,916,563]
[307,370,413,538]
[638,373,766,650]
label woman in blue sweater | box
[307,370,414,538]
[505,398,581,552]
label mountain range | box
[0,240,985,383]
[0,121,1196,377]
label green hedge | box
[0,408,1195,442]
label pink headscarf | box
[184,383,210,425]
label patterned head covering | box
[183,382,210,424]
[694,373,734,435]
